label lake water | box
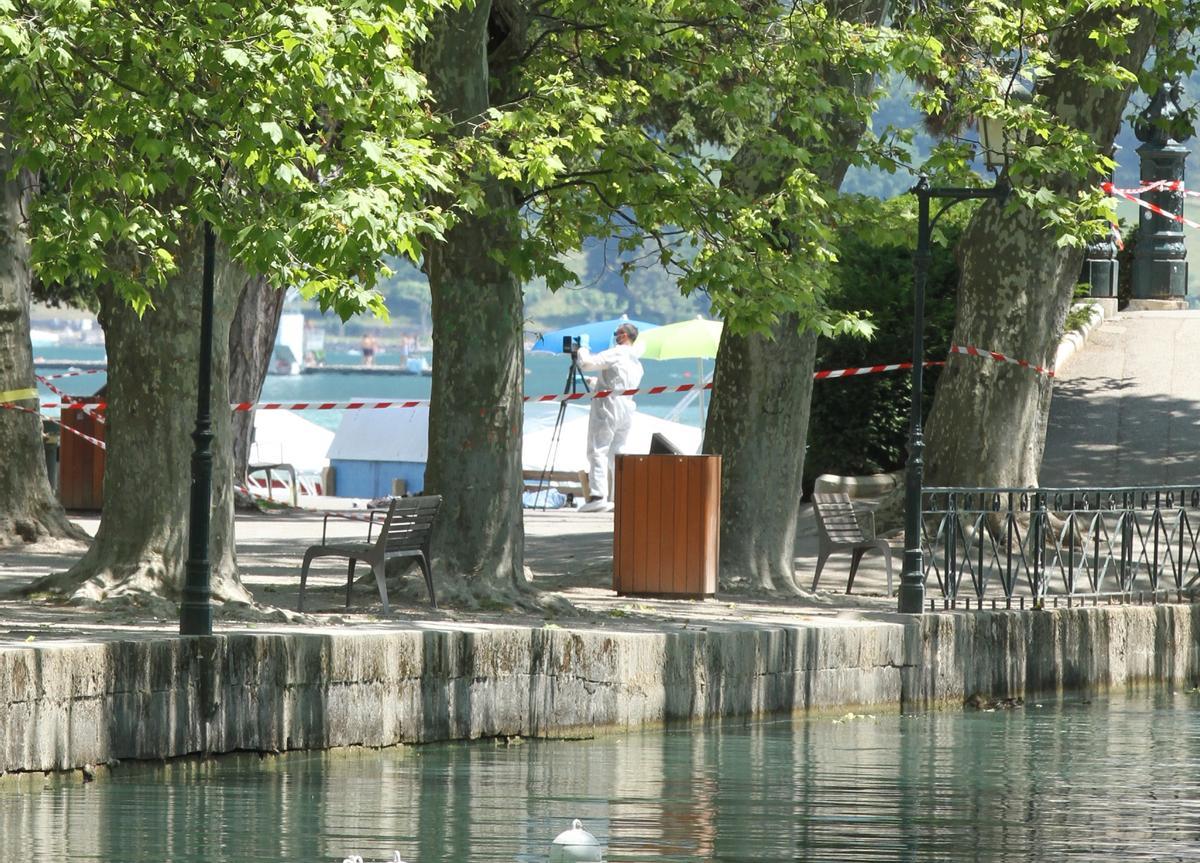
[33,345,711,432]
[5,692,1200,862]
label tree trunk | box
[702,0,890,591]
[0,141,86,546]
[421,1,526,592]
[228,271,283,485]
[924,6,1156,489]
[704,321,817,591]
[36,224,250,606]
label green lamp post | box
[180,221,217,636]
[896,86,1023,615]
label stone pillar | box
[1083,159,1120,315]
[1131,75,1191,303]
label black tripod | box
[533,350,589,510]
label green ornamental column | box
[1132,75,1191,300]
[1082,196,1119,301]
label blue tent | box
[528,317,658,354]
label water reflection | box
[4,692,1200,861]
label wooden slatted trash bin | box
[613,454,720,598]
[58,400,106,510]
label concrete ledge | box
[1125,298,1190,311]
[3,604,1198,774]
[813,471,903,500]
[0,622,906,774]
[904,604,1200,709]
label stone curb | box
[1054,300,1106,373]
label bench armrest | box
[366,509,378,543]
[321,512,331,545]
[857,509,877,540]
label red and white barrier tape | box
[949,343,1054,377]
[230,399,428,412]
[0,402,107,449]
[1103,182,1200,228]
[28,346,1050,417]
[36,375,74,401]
[37,369,105,381]
[813,360,945,380]
[1111,180,1200,197]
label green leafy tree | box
[417,0,958,595]
[2,0,453,604]
[922,0,1177,491]
[805,197,968,484]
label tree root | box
[22,564,304,624]
[721,573,826,602]
[374,557,580,616]
[0,507,89,548]
[22,554,256,610]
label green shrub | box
[804,196,970,490]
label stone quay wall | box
[3,603,1199,774]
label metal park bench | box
[299,495,441,614]
[811,492,893,595]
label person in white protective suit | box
[574,323,644,512]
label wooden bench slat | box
[300,494,442,613]
[810,492,893,596]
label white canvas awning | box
[327,405,431,463]
[522,404,701,473]
[250,410,334,473]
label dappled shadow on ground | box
[0,507,900,644]
[1043,377,1200,488]
[8,492,1154,646]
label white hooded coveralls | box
[575,342,644,500]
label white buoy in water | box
[548,819,603,862]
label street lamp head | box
[979,77,1032,173]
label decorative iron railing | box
[921,487,1200,604]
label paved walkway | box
[1042,310,1200,487]
[5,309,1196,642]
[0,506,899,644]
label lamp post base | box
[897,574,925,614]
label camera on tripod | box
[562,335,582,354]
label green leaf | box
[260,121,283,145]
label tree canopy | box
[1,0,453,318]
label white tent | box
[327,405,430,463]
[522,404,701,474]
[250,410,333,474]
[307,401,699,478]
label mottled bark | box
[34,225,250,605]
[704,322,817,591]
[924,6,1156,489]
[0,138,86,546]
[421,0,526,589]
[703,0,890,591]
[228,270,283,484]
